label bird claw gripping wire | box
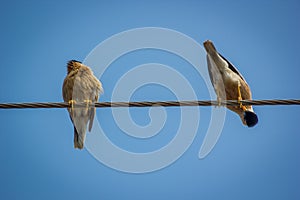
[68,100,76,109]
[83,100,92,112]
[237,81,246,111]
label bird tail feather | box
[73,126,86,149]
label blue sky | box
[1,0,300,199]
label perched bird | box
[62,60,103,149]
[203,40,258,127]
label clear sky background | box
[1,0,300,199]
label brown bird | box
[62,60,103,149]
[203,40,258,127]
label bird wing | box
[88,93,97,132]
[206,54,227,99]
[87,73,103,132]
[207,54,219,87]
[62,77,72,102]
[219,54,246,82]
[62,74,75,117]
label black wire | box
[0,99,300,109]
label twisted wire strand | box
[0,99,300,109]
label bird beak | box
[203,40,217,55]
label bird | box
[62,60,103,149]
[203,40,258,127]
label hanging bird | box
[203,40,258,127]
[62,60,103,149]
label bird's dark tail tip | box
[74,127,84,149]
[244,111,258,127]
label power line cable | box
[0,99,300,109]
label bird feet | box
[68,100,76,118]
[68,100,76,109]
[237,81,247,111]
[83,100,92,112]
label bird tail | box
[73,126,86,149]
[244,111,258,127]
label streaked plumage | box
[204,40,258,127]
[62,60,103,149]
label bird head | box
[244,111,258,127]
[67,60,82,74]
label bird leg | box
[68,100,76,118]
[83,100,92,112]
[68,100,76,110]
[237,81,247,111]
